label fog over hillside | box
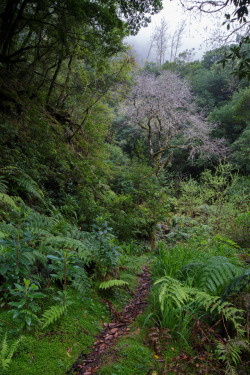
[125,1,224,64]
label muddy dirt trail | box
[67,266,151,375]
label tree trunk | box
[56,55,73,108]
[46,57,63,103]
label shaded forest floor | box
[1,243,249,375]
[69,266,151,374]
[65,259,230,375]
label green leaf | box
[47,255,61,261]
[99,279,129,289]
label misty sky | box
[126,1,224,64]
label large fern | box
[43,236,92,263]
[0,333,22,373]
[216,338,250,375]
[154,276,190,310]
[72,276,91,296]
[27,211,58,234]
[192,290,244,334]
[0,193,18,209]
[22,250,47,266]
[0,221,18,237]
[40,304,68,329]
[23,211,97,265]
[192,256,240,295]
[222,268,250,299]
[154,277,244,334]
[71,263,91,295]
[0,166,44,201]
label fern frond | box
[154,276,190,309]
[0,193,17,209]
[22,252,37,264]
[71,265,91,295]
[15,175,44,200]
[193,290,221,312]
[0,177,8,194]
[99,279,129,289]
[32,250,47,263]
[36,244,56,256]
[27,211,58,233]
[43,236,92,263]
[24,310,41,324]
[216,338,250,374]
[179,262,203,280]
[5,336,22,362]
[40,304,68,329]
[118,272,137,283]
[0,333,22,372]
[72,277,91,295]
[195,257,239,295]
[0,221,18,237]
[29,228,52,237]
[0,333,8,359]
[118,255,147,272]
[194,290,244,333]
[43,236,80,249]
[222,268,250,299]
[1,166,44,201]
[69,227,91,241]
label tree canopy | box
[123,71,227,175]
[0,0,163,66]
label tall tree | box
[169,21,186,62]
[124,71,227,175]
[151,18,169,65]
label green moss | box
[98,336,159,375]
[0,289,110,375]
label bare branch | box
[123,71,228,175]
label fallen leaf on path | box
[105,334,113,340]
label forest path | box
[67,266,151,375]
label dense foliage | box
[0,1,249,374]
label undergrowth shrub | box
[165,214,211,243]
[150,238,249,372]
[91,218,121,279]
[226,212,250,248]
[0,198,115,333]
[175,163,250,248]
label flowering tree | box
[126,71,227,175]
